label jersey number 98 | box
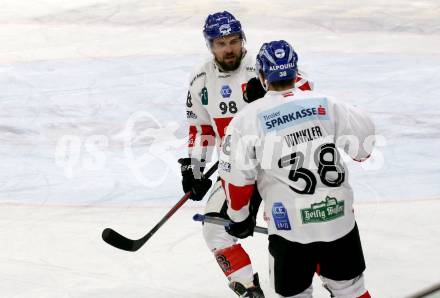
[219,101,238,114]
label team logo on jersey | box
[300,196,345,224]
[201,87,208,105]
[258,98,330,133]
[272,202,292,230]
[221,85,232,98]
[275,48,285,59]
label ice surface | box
[1,0,439,297]
[1,201,439,297]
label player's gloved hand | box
[225,214,256,239]
[178,158,213,201]
[243,77,266,103]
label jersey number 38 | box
[278,143,345,195]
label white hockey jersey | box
[186,52,313,162]
[219,89,375,243]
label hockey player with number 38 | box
[178,11,313,297]
[219,40,374,297]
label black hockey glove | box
[225,214,256,239]
[243,77,266,103]
[178,158,213,201]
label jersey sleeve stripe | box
[188,125,197,148]
[221,179,255,211]
[200,124,216,147]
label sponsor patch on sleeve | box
[272,202,292,230]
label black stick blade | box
[102,228,138,252]
[100,162,218,253]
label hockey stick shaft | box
[193,213,268,234]
[102,161,219,252]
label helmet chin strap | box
[259,73,269,91]
[263,80,269,91]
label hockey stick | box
[407,283,440,298]
[193,213,268,234]
[102,161,219,252]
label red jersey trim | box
[221,179,255,211]
[214,244,251,276]
[200,124,216,147]
[188,125,197,148]
[213,117,233,139]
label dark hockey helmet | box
[203,11,245,45]
[256,40,298,83]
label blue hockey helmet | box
[203,11,244,43]
[256,40,298,83]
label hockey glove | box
[243,77,266,103]
[178,158,213,201]
[225,214,256,239]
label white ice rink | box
[1,0,440,297]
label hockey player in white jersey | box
[178,11,313,297]
[219,40,374,297]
